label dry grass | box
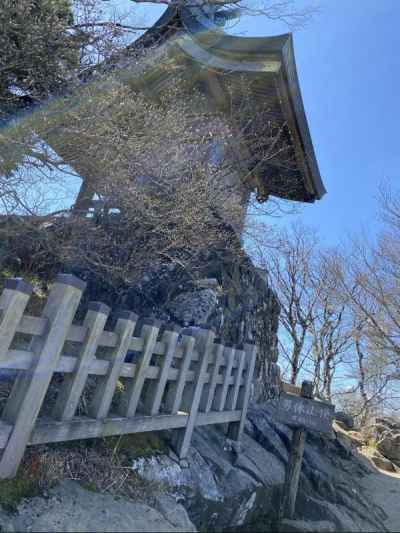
[0,433,168,511]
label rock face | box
[0,480,196,533]
[84,249,280,396]
[132,405,387,532]
[375,417,400,466]
[122,250,280,354]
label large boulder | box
[369,449,397,473]
[334,412,355,431]
[0,480,196,533]
[375,417,400,466]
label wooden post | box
[279,380,314,523]
[174,327,215,459]
[0,274,85,478]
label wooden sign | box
[265,391,335,435]
[267,380,335,528]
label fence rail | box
[0,274,256,478]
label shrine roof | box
[128,3,326,203]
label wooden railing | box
[0,274,256,479]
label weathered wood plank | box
[52,302,110,421]
[282,382,302,396]
[0,422,12,449]
[280,428,306,521]
[20,409,242,448]
[0,350,197,385]
[119,320,160,418]
[266,392,335,434]
[0,279,32,360]
[0,274,85,479]
[89,311,137,420]
[16,315,46,337]
[30,414,188,444]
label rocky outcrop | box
[368,449,397,473]
[82,248,280,398]
[131,405,387,532]
[375,417,400,466]
[119,250,280,357]
[0,480,196,533]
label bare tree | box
[308,251,353,401]
[264,223,320,384]
[327,185,400,415]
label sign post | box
[265,380,335,526]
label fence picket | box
[228,343,257,441]
[203,342,224,412]
[89,311,137,419]
[0,279,32,360]
[226,348,246,411]
[0,274,84,478]
[214,345,235,412]
[119,320,160,418]
[144,326,179,416]
[53,302,110,421]
[165,334,195,414]
[174,327,215,458]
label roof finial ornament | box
[194,0,241,27]
[214,7,241,26]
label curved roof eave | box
[149,4,326,201]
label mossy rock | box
[0,469,41,512]
[103,432,168,460]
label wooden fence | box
[0,274,256,479]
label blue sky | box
[121,0,400,246]
[237,0,400,245]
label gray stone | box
[9,481,196,533]
[167,289,218,326]
[335,412,355,431]
[369,450,396,473]
[375,417,400,466]
[194,278,219,289]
